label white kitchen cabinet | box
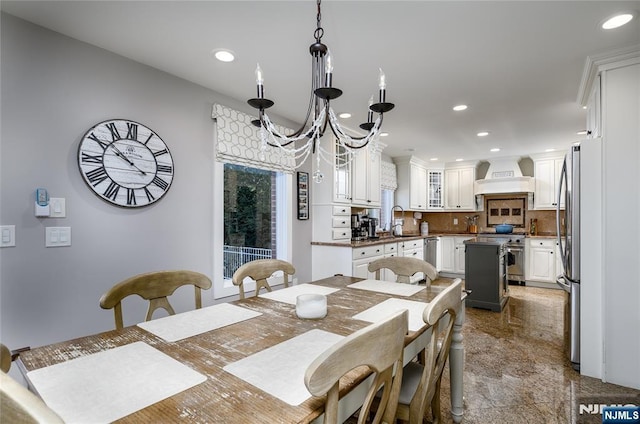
[393,156,428,211]
[454,238,466,274]
[440,237,455,273]
[533,156,565,210]
[351,147,381,207]
[439,236,470,275]
[526,238,557,284]
[444,167,475,211]
[351,243,385,280]
[427,169,444,210]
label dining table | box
[17,275,466,423]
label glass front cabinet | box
[427,169,444,210]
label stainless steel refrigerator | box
[556,144,580,371]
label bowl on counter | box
[495,224,514,234]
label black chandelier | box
[247,0,394,182]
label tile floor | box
[434,284,640,424]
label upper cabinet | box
[427,169,444,210]
[444,166,476,210]
[532,154,565,210]
[393,156,428,211]
[351,147,381,207]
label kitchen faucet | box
[390,205,404,236]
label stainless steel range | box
[477,233,527,284]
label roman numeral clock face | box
[78,119,174,208]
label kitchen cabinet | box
[533,156,565,210]
[444,167,475,210]
[351,147,381,207]
[427,169,444,210]
[399,239,424,283]
[393,156,428,211]
[439,236,471,275]
[525,238,559,285]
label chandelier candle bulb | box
[378,68,386,103]
[325,51,333,87]
[255,63,264,99]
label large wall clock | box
[77,119,174,208]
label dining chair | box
[99,270,212,329]
[0,371,65,423]
[305,309,409,424]
[0,343,11,373]
[231,259,295,300]
[368,256,438,286]
[394,278,463,424]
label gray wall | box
[0,13,312,351]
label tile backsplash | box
[394,194,563,236]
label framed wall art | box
[297,172,309,220]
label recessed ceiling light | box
[577,130,588,135]
[545,148,556,152]
[213,49,235,62]
[453,105,468,111]
[455,158,464,162]
[338,112,351,119]
[380,132,389,137]
[602,13,634,29]
[490,148,500,152]
[582,106,588,110]
[430,157,438,161]
[477,131,490,137]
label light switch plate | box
[49,198,66,218]
[45,227,71,247]
[0,225,16,247]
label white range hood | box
[474,157,535,195]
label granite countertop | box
[311,231,560,248]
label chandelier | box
[247,0,394,183]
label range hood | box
[474,157,535,195]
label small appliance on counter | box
[351,215,379,241]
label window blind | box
[380,160,398,190]
[212,103,296,173]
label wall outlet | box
[453,218,458,225]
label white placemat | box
[26,342,206,424]
[347,279,426,297]
[223,329,344,406]
[258,283,340,305]
[353,298,429,332]
[137,303,262,342]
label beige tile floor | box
[435,285,640,424]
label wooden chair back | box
[231,259,295,300]
[305,309,409,424]
[368,256,438,285]
[99,270,212,329]
[396,278,463,423]
[0,371,64,423]
[0,344,11,374]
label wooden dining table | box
[17,275,466,423]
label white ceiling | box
[2,1,639,163]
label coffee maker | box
[351,214,368,241]
[367,217,379,239]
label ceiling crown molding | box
[577,44,640,106]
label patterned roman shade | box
[380,160,398,190]
[212,103,296,173]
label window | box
[223,164,276,279]
[380,189,395,231]
[213,161,292,299]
